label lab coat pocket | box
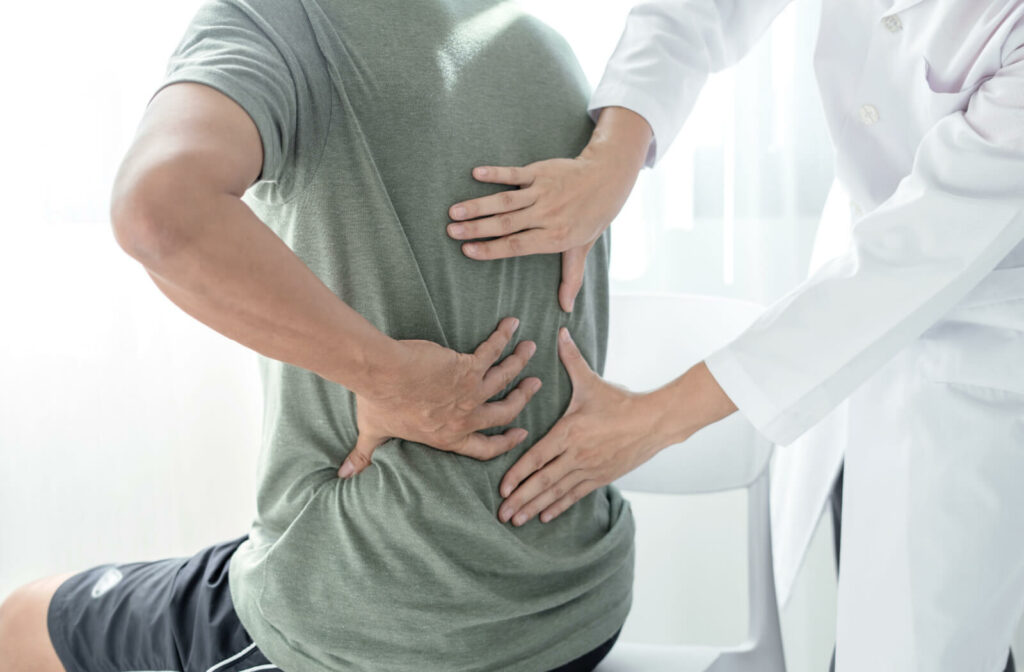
[913,57,980,130]
[920,268,1024,395]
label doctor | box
[446,1,1024,670]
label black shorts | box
[47,534,620,672]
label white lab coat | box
[589,1,1024,669]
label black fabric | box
[547,629,621,672]
[47,533,621,672]
[47,534,275,672]
[827,466,1015,672]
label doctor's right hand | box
[339,317,543,479]
[447,107,652,312]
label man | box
[0,1,634,670]
[447,0,1024,669]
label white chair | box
[595,293,785,672]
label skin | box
[447,106,654,312]
[496,328,738,526]
[449,107,739,524]
[0,80,542,668]
[108,82,543,475]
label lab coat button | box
[882,15,903,33]
[860,104,879,125]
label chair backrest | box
[606,293,771,495]
[601,294,785,671]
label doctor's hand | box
[497,328,738,526]
[447,107,652,312]
[339,317,543,479]
[496,328,664,525]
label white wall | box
[0,226,263,584]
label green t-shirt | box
[152,1,635,670]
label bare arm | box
[111,82,541,471]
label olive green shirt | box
[152,1,635,670]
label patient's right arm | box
[109,82,541,471]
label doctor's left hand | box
[496,328,668,526]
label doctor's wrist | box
[582,106,652,177]
[645,361,740,449]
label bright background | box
[0,1,984,670]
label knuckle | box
[501,191,515,209]
[507,236,522,254]
[348,450,371,468]
[502,368,521,389]
[499,215,514,234]
[509,167,520,183]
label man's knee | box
[0,573,74,672]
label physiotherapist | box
[446,1,1024,670]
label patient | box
[0,1,634,671]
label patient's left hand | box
[496,328,667,526]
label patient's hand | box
[339,317,543,479]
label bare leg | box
[0,572,76,672]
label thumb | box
[557,327,595,396]
[339,432,382,479]
[558,245,590,313]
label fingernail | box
[524,340,536,355]
[452,206,466,219]
[528,378,542,392]
[511,318,520,330]
[464,243,479,257]
[476,167,489,178]
[513,513,527,526]
[339,460,355,479]
[560,328,570,343]
[569,298,576,312]
[448,224,465,237]
[500,485,512,498]
[499,506,512,522]
[540,513,551,523]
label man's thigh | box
[38,534,277,672]
[0,572,78,672]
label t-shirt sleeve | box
[148,0,333,203]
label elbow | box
[109,171,194,269]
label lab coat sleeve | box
[588,0,795,166]
[704,35,1024,447]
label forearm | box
[582,106,652,177]
[114,190,400,396]
[642,361,739,449]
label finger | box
[339,432,383,479]
[473,316,520,365]
[448,188,537,222]
[455,427,530,461]
[481,340,537,397]
[498,455,577,524]
[539,480,599,523]
[448,210,537,241]
[469,165,535,187]
[472,377,543,431]
[499,427,567,499]
[557,327,594,388]
[462,230,555,261]
[558,246,589,313]
[504,471,584,526]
